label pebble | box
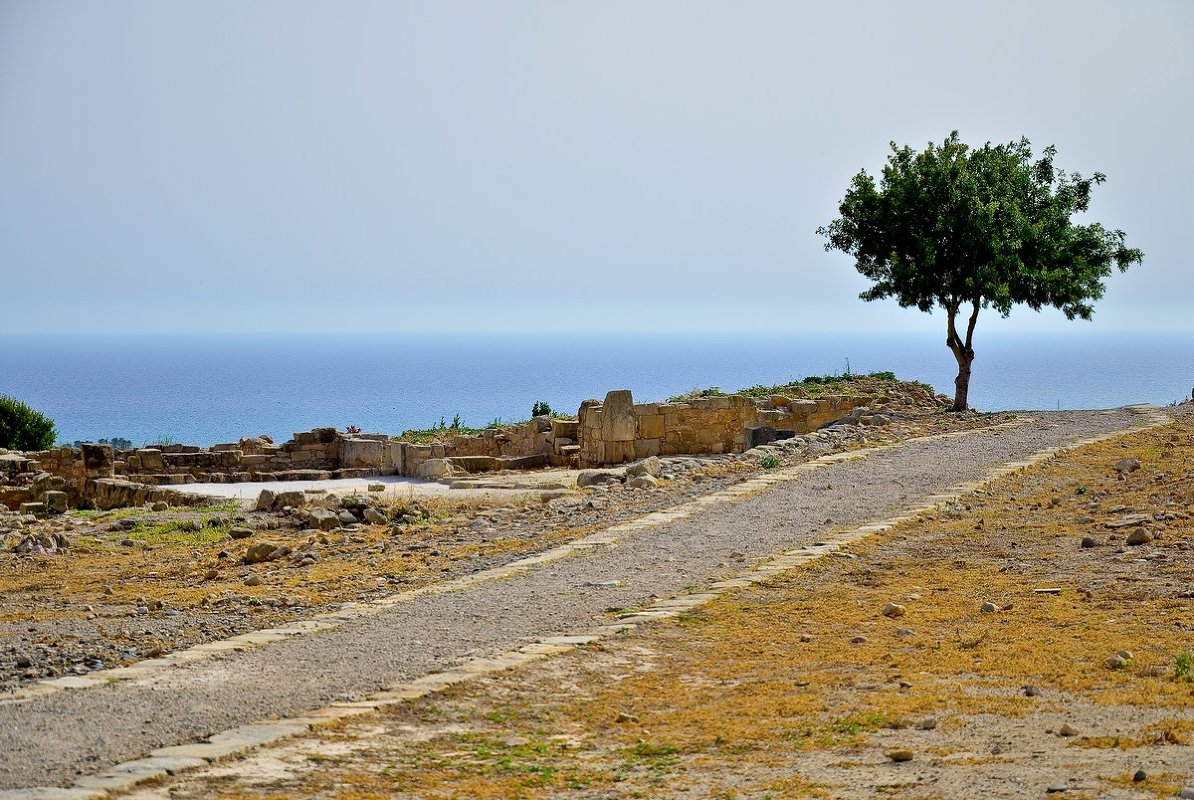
[615,712,638,723]
[244,575,263,587]
[203,568,218,580]
[1080,536,1098,548]
[885,749,914,762]
[1046,784,1070,794]
[980,601,998,613]
[229,527,254,540]
[1024,685,1040,697]
[881,602,906,618]
[850,635,868,644]
[917,717,937,730]
[1178,787,1194,799]
[1058,723,1079,737]
[1132,769,1146,782]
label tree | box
[817,132,1142,411]
[0,395,57,451]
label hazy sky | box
[2,1,1190,334]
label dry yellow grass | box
[144,412,1194,799]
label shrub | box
[0,395,57,451]
[531,401,553,417]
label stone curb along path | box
[0,406,1174,800]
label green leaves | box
[818,132,1142,410]
[0,395,57,451]
[819,132,1141,321]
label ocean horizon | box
[2,330,1191,448]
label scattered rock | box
[367,483,385,492]
[1125,528,1152,546]
[980,601,998,613]
[627,475,659,490]
[1024,685,1040,697]
[577,470,623,488]
[1058,723,1079,737]
[850,635,868,644]
[151,501,169,512]
[1114,458,1141,476]
[244,541,282,564]
[229,527,254,540]
[202,568,218,581]
[1132,769,1147,782]
[615,712,638,723]
[336,510,358,526]
[881,602,906,618]
[885,749,914,762]
[626,457,662,479]
[244,575,263,587]
[255,490,276,512]
[917,717,937,730]
[1106,654,1129,670]
[363,507,388,525]
[1080,536,1098,548]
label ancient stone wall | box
[577,390,870,467]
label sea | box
[2,330,1190,448]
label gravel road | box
[0,408,1157,790]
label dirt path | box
[0,407,1160,793]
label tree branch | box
[964,299,980,351]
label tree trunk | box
[951,349,974,412]
[945,299,980,412]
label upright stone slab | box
[600,390,636,441]
[42,490,68,514]
[80,443,115,478]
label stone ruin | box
[0,387,874,512]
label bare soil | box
[139,407,1194,799]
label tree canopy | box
[817,132,1142,411]
[0,395,57,451]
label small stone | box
[1080,536,1098,548]
[1046,785,1070,794]
[980,601,998,613]
[850,635,868,644]
[1114,458,1141,475]
[1116,650,1134,660]
[363,508,388,525]
[895,628,914,637]
[151,501,169,512]
[1024,685,1040,697]
[1132,769,1147,782]
[1058,723,1079,737]
[615,712,638,723]
[885,749,914,762]
[1106,654,1130,670]
[367,483,385,492]
[1178,787,1194,799]
[1125,528,1152,546]
[799,634,814,643]
[229,527,254,540]
[917,717,937,730]
[882,602,907,618]
[244,575,263,587]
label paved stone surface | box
[0,408,1161,791]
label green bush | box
[531,401,553,417]
[0,395,57,451]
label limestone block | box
[550,418,579,439]
[638,414,665,440]
[213,450,243,468]
[339,438,384,469]
[19,501,46,516]
[386,442,404,473]
[126,454,142,471]
[603,440,635,465]
[416,459,457,480]
[80,443,115,479]
[600,390,636,442]
[42,490,68,513]
[634,439,661,458]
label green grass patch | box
[665,371,925,403]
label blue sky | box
[1,1,1190,334]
